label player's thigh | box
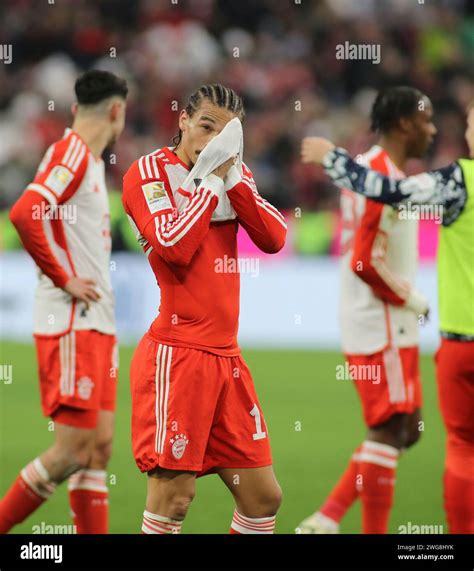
[436,339,474,441]
[218,466,282,511]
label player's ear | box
[71,102,78,117]
[178,110,189,133]
[109,100,121,122]
[398,116,413,134]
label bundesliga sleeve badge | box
[141,181,172,214]
[44,165,74,196]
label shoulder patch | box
[142,181,172,214]
[44,165,74,196]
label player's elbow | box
[261,229,286,254]
[9,201,26,230]
[161,248,194,268]
[351,254,371,279]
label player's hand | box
[301,137,336,165]
[64,277,101,309]
[212,157,237,180]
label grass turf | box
[0,343,446,534]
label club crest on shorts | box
[77,376,94,400]
[170,434,189,460]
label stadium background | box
[0,0,472,533]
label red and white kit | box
[10,129,118,428]
[339,145,424,427]
[123,147,286,474]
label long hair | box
[173,83,245,147]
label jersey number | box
[250,404,267,441]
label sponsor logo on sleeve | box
[142,181,172,214]
[44,165,74,196]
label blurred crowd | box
[0,0,473,217]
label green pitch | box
[0,343,446,534]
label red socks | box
[68,469,109,534]
[320,445,362,523]
[443,433,474,533]
[0,458,57,533]
[320,441,398,533]
[358,441,398,533]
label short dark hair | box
[75,70,128,106]
[173,84,245,146]
[370,86,425,133]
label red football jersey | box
[122,147,287,356]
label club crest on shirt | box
[141,181,172,214]
[170,434,189,460]
[77,376,94,400]
[45,165,74,196]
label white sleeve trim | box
[27,183,58,205]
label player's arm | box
[122,157,220,267]
[350,201,428,315]
[225,164,287,253]
[301,139,467,226]
[9,138,99,305]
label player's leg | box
[218,466,281,534]
[131,339,221,534]
[353,345,423,534]
[68,410,114,534]
[0,415,95,533]
[67,334,118,534]
[202,354,279,534]
[141,468,196,534]
[300,347,420,534]
[436,338,474,533]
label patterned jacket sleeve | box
[322,148,468,226]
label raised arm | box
[323,148,467,226]
[123,156,219,267]
[225,164,287,253]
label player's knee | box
[404,425,422,449]
[168,491,195,519]
[91,436,113,469]
[57,436,94,473]
[253,483,282,516]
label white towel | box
[180,117,243,221]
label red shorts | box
[345,345,422,428]
[436,338,474,444]
[130,334,273,475]
[34,330,119,429]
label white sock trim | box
[231,510,276,534]
[142,510,182,534]
[362,441,400,456]
[68,469,108,493]
[21,458,57,499]
[359,441,399,469]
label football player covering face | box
[174,99,237,178]
[3,70,128,534]
[122,84,287,535]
